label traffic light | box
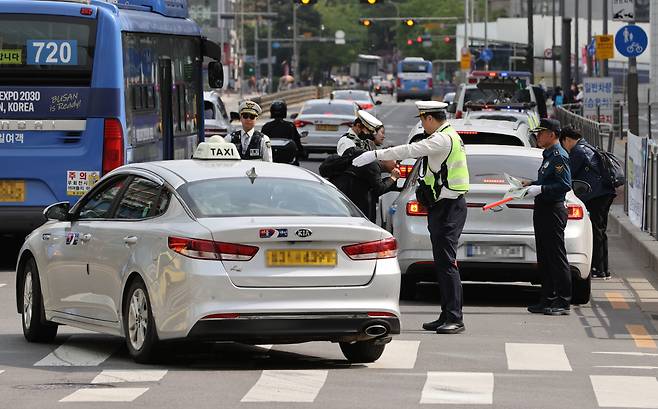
[416,36,423,43]
[406,39,413,46]
[298,0,316,5]
[403,19,415,27]
[360,18,372,27]
[444,36,452,44]
[360,0,380,4]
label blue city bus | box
[0,0,223,234]
[396,57,433,102]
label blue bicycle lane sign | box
[615,25,648,58]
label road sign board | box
[460,53,471,70]
[335,30,345,45]
[480,48,493,62]
[612,0,634,22]
[595,35,614,60]
[587,39,596,57]
[615,25,648,58]
[272,42,281,49]
[583,77,614,124]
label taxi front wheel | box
[21,258,58,342]
[123,280,159,363]
[340,340,386,363]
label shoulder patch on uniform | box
[555,164,564,173]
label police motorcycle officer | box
[261,99,307,165]
[352,101,469,334]
[225,100,273,161]
[522,119,573,316]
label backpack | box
[319,153,354,180]
[584,142,625,188]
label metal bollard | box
[647,153,653,233]
[649,102,652,139]
[619,102,624,140]
[652,152,658,237]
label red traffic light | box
[406,39,413,46]
[444,36,452,44]
[416,36,423,43]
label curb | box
[608,205,658,272]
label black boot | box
[422,314,446,331]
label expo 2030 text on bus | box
[396,57,432,103]
[0,0,224,235]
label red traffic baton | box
[482,197,514,211]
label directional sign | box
[612,0,634,22]
[480,48,493,62]
[587,39,596,57]
[595,35,614,60]
[615,25,648,58]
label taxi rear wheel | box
[21,258,58,342]
[339,340,386,363]
[123,280,159,363]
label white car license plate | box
[466,244,524,259]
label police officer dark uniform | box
[352,101,469,334]
[336,110,380,155]
[524,119,573,315]
[560,126,616,279]
[261,99,306,165]
[225,100,273,161]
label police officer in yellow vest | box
[352,101,469,334]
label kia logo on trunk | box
[295,228,312,238]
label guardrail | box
[554,104,614,152]
[252,86,332,113]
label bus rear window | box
[401,62,429,72]
[0,15,96,86]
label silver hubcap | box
[127,288,148,351]
[23,271,33,330]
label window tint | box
[77,177,127,219]
[115,178,163,219]
[458,132,524,146]
[178,178,361,217]
[301,102,356,116]
[468,155,541,184]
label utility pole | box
[485,0,489,70]
[552,0,556,88]
[527,0,534,83]
[601,0,608,77]
[560,0,571,92]
[587,0,592,76]
[267,0,272,93]
[628,23,639,135]
[292,3,299,82]
[239,0,244,97]
[255,16,260,84]
[464,0,469,52]
[574,0,579,83]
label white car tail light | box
[168,237,258,261]
[342,237,397,260]
[294,119,313,128]
[567,204,584,220]
[398,164,414,179]
[406,200,428,216]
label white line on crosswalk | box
[256,345,273,350]
[593,351,658,357]
[420,372,494,405]
[505,343,572,371]
[241,370,328,402]
[366,340,420,369]
[60,388,149,402]
[0,283,6,288]
[0,370,4,375]
[595,366,658,370]
[34,337,119,367]
[91,370,168,384]
[591,376,658,408]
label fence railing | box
[252,86,332,114]
[554,104,614,152]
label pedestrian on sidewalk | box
[523,119,573,315]
[560,126,616,279]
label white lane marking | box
[34,337,119,366]
[91,370,168,384]
[420,372,494,405]
[505,343,572,371]
[595,366,658,370]
[0,283,6,288]
[590,375,658,408]
[593,351,658,357]
[241,370,328,402]
[59,388,149,402]
[365,340,420,369]
[255,345,273,350]
[0,370,4,375]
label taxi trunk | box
[196,217,391,288]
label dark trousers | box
[533,201,571,305]
[427,196,467,323]
[585,194,615,273]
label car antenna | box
[246,167,258,184]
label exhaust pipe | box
[364,324,388,338]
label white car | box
[203,91,232,137]
[16,138,401,363]
[406,118,534,147]
[383,145,592,303]
[293,99,359,153]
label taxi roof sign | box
[193,135,241,160]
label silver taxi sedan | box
[16,137,400,363]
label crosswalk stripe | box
[91,370,168,384]
[59,388,149,402]
[0,370,4,375]
[0,283,6,288]
[593,351,658,357]
[626,325,658,349]
[366,340,420,369]
[595,366,658,370]
[505,343,572,371]
[591,376,658,408]
[420,372,494,405]
[34,337,119,366]
[241,370,328,402]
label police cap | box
[415,101,449,117]
[531,118,561,134]
[239,100,262,117]
[356,109,383,133]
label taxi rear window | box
[469,155,541,184]
[458,132,524,146]
[178,178,362,218]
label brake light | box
[488,71,497,77]
[168,236,259,261]
[398,164,414,179]
[359,103,374,110]
[342,237,397,260]
[294,119,313,128]
[80,7,93,15]
[482,178,506,184]
[457,130,478,135]
[102,119,124,175]
[467,78,478,84]
[367,311,397,317]
[567,204,584,220]
[428,78,433,88]
[455,111,463,119]
[396,78,401,88]
[406,200,428,216]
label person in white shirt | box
[336,110,382,156]
[225,100,272,161]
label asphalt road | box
[1,97,658,408]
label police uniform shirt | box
[337,128,369,156]
[373,123,459,200]
[225,128,273,162]
[531,142,571,202]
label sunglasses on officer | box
[241,113,257,120]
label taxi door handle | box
[81,233,92,242]
[124,236,138,245]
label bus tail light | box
[396,78,401,88]
[102,119,124,175]
[342,237,397,260]
[567,204,584,220]
[428,78,433,88]
[406,200,428,216]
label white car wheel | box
[21,258,58,342]
[124,280,158,363]
[128,288,148,351]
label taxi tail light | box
[367,311,397,317]
[342,237,397,260]
[398,164,414,179]
[294,119,313,128]
[168,237,258,261]
[406,200,428,216]
[102,118,124,175]
[567,204,584,220]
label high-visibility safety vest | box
[421,124,469,201]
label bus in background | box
[350,54,382,90]
[0,0,223,235]
[396,57,432,103]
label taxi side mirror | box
[208,61,224,89]
[43,201,71,221]
[230,112,240,122]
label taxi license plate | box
[316,124,338,132]
[267,249,337,267]
[0,180,25,202]
[466,244,524,259]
